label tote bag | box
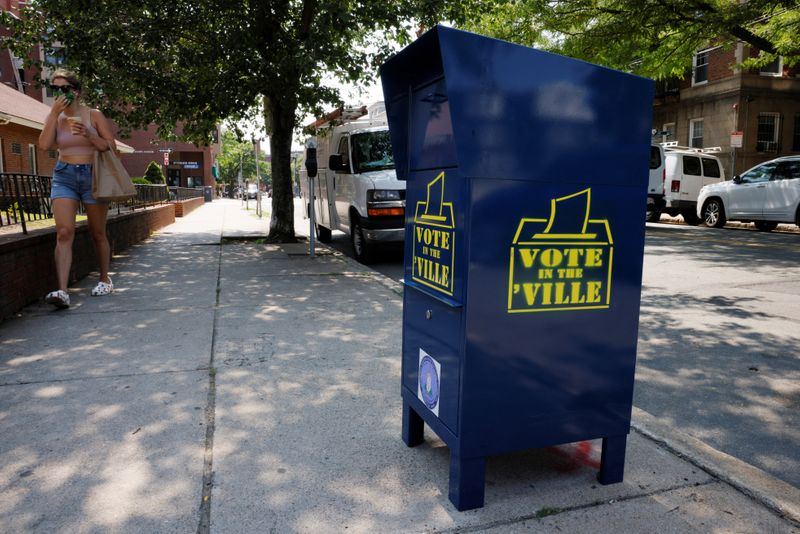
[92,140,136,202]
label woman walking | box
[38,69,117,308]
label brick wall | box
[174,197,205,217]
[0,203,175,321]
[0,122,58,175]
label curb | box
[654,215,800,234]
[631,407,800,526]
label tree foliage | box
[464,0,800,79]
[216,130,269,188]
[143,161,166,184]
[2,0,493,241]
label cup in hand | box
[66,116,83,135]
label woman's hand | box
[69,121,88,137]
[49,95,69,116]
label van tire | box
[682,210,701,225]
[702,199,726,228]
[754,221,778,232]
[351,216,373,264]
[316,224,332,243]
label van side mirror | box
[732,175,741,184]
[329,154,347,172]
[305,147,317,178]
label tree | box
[143,161,166,184]
[465,0,800,79]
[216,129,269,189]
[2,0,493,242]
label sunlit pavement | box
[0,199,796,532]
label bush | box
[132,177,150,184]
[144,161,166,184]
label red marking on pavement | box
[546,441,601,472]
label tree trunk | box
[266,95,298,243]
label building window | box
[44,46,66,66]
[760,56,783,77]
[11,142,22,155]
[689,119,704,148]
[48,150,57,159]
[756,113,780,153]
[662,123,676,141]
[793,114,800,151]
[692,50,709,85]
[28,144,38,174]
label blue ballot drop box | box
[380,26,654,511]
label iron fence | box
[169,186,205,201]
[1,173,171,235]
[1,173,53,234]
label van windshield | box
[351,131,395,173]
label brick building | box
[0,82,58,175]
[0,81,133,175]
[1,0,220,185]
[653,43,800,177]
[121,124,220,188]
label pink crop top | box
[56,107,99,157]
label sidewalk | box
[0,198,796,533]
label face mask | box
[51,85,75,104]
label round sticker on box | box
[419,354,440,412]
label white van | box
[648,143,725,224]
[300,102,404,263]
[646,143,666,222]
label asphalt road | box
[325,221,800,489]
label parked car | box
[698,156,800,231]
[649,143,725,224]
[246,183,259,199]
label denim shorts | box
[51,161,106,204]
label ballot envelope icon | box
[508,188,614,313]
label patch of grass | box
[1,214,88,233]
[534,507,561,519]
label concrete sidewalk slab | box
[0,308,214,384]
[0,371,207,533]
[495,482,793,533]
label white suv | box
[697,156,800,231]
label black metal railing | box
[128,184,171,208]
[169,186,205,201]
[1,173,171,235]
[1,173,53,234]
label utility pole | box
[253,138,262,217]
[238,152,244,205]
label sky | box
[232,78,385,155]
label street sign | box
[163,152,169,165]
[731,131,744,148]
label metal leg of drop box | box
[449,454,486,511]
[597,435,627,485]
[402,403,424,447]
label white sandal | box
[45,290,71,309]
[91,278,114,296]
